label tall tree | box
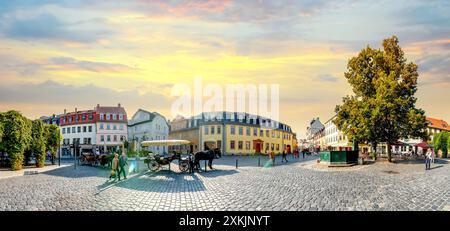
[0,111,32,170]
[44,124,62,165]
[335,36,428,162]
[31,119,47,168]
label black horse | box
[192,148,221,171]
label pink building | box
[95,103,128,153]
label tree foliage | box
[44,124,61,165]
[334,36,428,162]
[0,111,32,170]
[31,119,46,168]
[433,132,449,158]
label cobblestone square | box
[0,155,449,211]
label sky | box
[0,0,449,138]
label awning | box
[141,139,191,147]
[391,141,412,146]
[414,142,432,149]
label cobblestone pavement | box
[0,155,449,211]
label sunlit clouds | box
[0,0,449,137]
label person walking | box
[302,149,305,159]
[425,149,432,170]
[281,151,288,163]
[110,153,119,181]
[117,152,128,180]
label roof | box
[129,109,168,126]
[96,106,126,115]
[426,117,450,131]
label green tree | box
[44,124,62,165]
[447,135,450,158]
[31,119,47,168]
[433,132,449,158]
[0,111,32,170]
[335,36,428,162]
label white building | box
[59,109,97,156]
[324,115,351,151]
[128,109,169,154]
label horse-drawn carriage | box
[78,152,111,167]
[140,140,221,173]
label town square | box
[0,1,449,213]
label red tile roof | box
[426,117,450,131]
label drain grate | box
[382,170,399,174]
[24,171,39,175]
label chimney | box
[75,108,77,113]
[118,103,121,107]
[97,104,100,109]
[64,109,66,114]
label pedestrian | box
[431,148,435,163]
[302,149,305,159]
[425,149,432,170]
[282,151,288,163]
[117,152,128,180]
[110,153,119,181]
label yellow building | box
[170,112,296,155]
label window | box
[89,114,93,120]
[113,114,117,120]
[106,114,110,120]
[230,141,235,149]
[120,124,123,130]
[83,126,86,133]
[265,143,269,151]
[100,135,104,142]
[217,140,222,149]
[107,124,110,130]
[260,130,263,137]
[88,126,92,132]
[211,126,215,134]
[246,127,250,136]
[272,131,275,138]
[113,135,117,142]
[119,114,123,120]
[82,115,86,121]
[113,125,117,130]
[276,144,279,151]
[68,117,72,123]
[62,128,65,134]
[204,126,209,135]
[107,135,111,142]
[239,127,243,135]
[77,126,81,133]
[100,114,104,120]
[217,126,221,134]
[271,143,274,151]
[266,130,269,137]
[230,126,235,135]
[100,124,104,130]
[253,128,257,136]
[75,116,78,122]
[72,127,75,133]
[277,132,280,138]
[238,141,243,150]
[246,141,251,150]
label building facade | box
[95,104,128,153]
[305,117,324,150]
[324,115,351,151]
[59,103,127,156]
[169,112,297,155]
[59,108,97,157]
[128,109,169,153]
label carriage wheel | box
[179,161,189,172]
[148,162,159,172]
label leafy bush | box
[0,111,32,170]
[127,151,138,158]
[433,132,449,158]
[31,120,46,168]
[139,149,151,157]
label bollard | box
[236,159,238,169]
[258,157,260,167]
[204,160,207,172]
